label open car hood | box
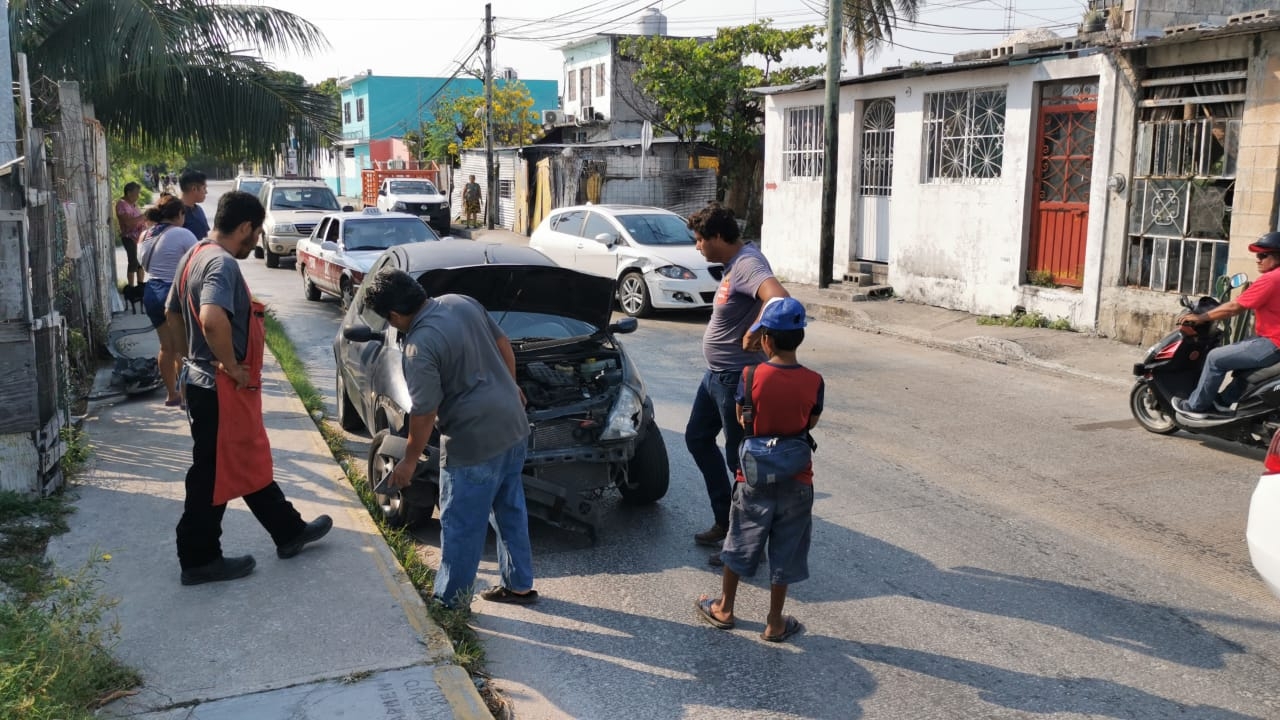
[418,265,616,330]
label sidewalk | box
[46,317,490,720]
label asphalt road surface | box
[215,182,1280,719]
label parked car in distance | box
[233,174,268,197]
[334,241,670,535]
[297,208,440,309]
[256,178,350,268]
[375,177,450,234]
[1248,429,1280,600]
[530,204,723,318]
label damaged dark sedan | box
[333,241,670,535]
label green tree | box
[9,0,337,161]
[421,81,540,166]
[840,0,922,75]
[620,21,823,197]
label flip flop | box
[694,596,734,630]
[762,616,804,643]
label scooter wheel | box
[1130,382,1178,435]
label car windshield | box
[617,214,694,245]
[491,311,599,341]
[343,218,438,250]
[389,180,437,195]
[237,180,263,195]
[270,187,340,211]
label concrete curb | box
[803,298,1132,391]
[258,346,492,719]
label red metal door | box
[1028,99,1096,288]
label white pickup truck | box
[375,178,451,233]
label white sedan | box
[1248,430,1280,600]
[530,204,723,318]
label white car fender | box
[1247,472,1280,600]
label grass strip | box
[0,428,140,719]
[262,313,489,675]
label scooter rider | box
[1174,231,1280,419]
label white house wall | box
[761,53,1116,329]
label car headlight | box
[392,202,407,211]
[600,387,642,440]
[654,265,696,280]
[271,223,295,234]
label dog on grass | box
[122,283,144,315]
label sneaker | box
[181,555,256,586]
[1171,397,1209,419]
[707,552,724,567]
[277,515,333,559]
[694,523,728,547]
[1213,402,1235,414]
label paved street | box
[214,182,1280,719]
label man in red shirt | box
[1174,232,1280,418]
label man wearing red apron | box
[166,190,331,586]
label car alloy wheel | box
[618,271,653,318]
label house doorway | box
[1027,80,1098,288]
[856,98,894,264]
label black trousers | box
[176,384,305,569]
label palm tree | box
[10,0,336,160]
[839,0,922,75]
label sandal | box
[762,616,804,643]
[694,596,734,630]
[480,586,538,605]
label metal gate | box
[1027,82,1097,288]
[856,98,894,263]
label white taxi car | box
[529,204,723,318]
[296,208,439,309]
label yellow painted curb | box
[435,665,493,719]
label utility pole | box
[484,2,496,230]
[818,0,842,288]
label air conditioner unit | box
[542,109,561,126]
[580,106,596,123]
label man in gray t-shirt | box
[685,203,789,553]
[364,269,537,610]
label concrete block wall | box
[1121,0,1272,38]
[1228,38,1280,280]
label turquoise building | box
[335,74,559,197]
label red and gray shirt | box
[702,242,775,372]
[736,362,825,485]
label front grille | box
[700,292,715,303]
[294,223,316,235]
[708,265,724,280]
[530,419,595,451]
[402,202,441,215]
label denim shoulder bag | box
[737,364,815,488]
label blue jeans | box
[433,439,534,609]
[685,369,745,528]
[1186,336,1280,411]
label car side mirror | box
[320,241,339,252]
[343,324,384,343]
[378,189,386,195]
[595,232,617,247]
[608,317,638,334]
[342,205,355,212]
[1230,272,1248,288]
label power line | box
[498,0,688,43]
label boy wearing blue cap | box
[695,296,823,643]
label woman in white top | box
[138,196,199,407]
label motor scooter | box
[1130,276,1280,448]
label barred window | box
[596,64,606,97]
[568,72,576,102]
[923,87,1007,181]
[783,106,824,181]
[356,98,365,122]
[1125,59,1244,295]
[343,102,351,124]
[499,179,513,199]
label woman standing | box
[138,196,199,406]
[116,182,146,287]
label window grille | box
[343,102,351,124]
[356,98,365,122]
[1125,59,1245,295]
[783,106,824,181]
[923,87,1007,181]
[499,179,513,199]
[859,99,895,196]
[568,72,576,102]
[596,64,606,97]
